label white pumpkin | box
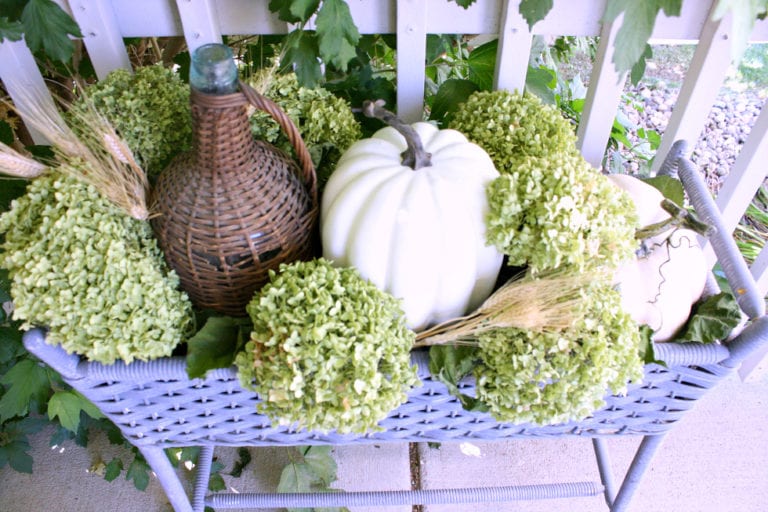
[321,109,503,331]
[609,174,708,342]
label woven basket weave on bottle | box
[151,82,317,316]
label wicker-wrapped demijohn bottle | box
[151,44,317,316]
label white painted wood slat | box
[68,0,132,79]
[175,0,223,54]
[493,0,532,94]
[395,0,427,122]
[650,5,733,175]
[576,17,627,168]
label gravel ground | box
[621,81,765,192]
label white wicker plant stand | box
[22,149,768,512]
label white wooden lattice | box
[1,0,767,375]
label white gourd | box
[321,103,503,331]
[609,174,708,342]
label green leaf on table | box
[0,17,23,42]
[429,345,487,412]
[316,0,360,71]
[678,292,743,343]
[519,0,554,29]
[21,0,83,63]
[429,79,479,124]
[186,316,248,379]
[282,30,322,88]
[603,0,682,75]
[643,175,685,206]
[47,390,103,433]
[0,358,51,421]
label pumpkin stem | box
[635,198,716,240]
[363,100,432,170]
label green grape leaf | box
[630,44,653,85]
[0,358,51,421]
[0,438,33,473]
[126,453,151,491]
[713,0,768,64]
[20,0,83,63]
[269,0,320,23]
[186,316,247,379]
[316,0,360,71]
[449,0,477,8]
[519,0,554,29]
[678,292,743,343]
[603,0,682,75]
[429,78,479,124]
[282,30,322,88]
[104,457,124,482]
[0,17,24,42]
[47,390,103,433]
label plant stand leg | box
[192,446,214,512]
[592,437,617,507]
[137,445,193,512]
[609,434,668,512]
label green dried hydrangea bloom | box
[486,153,638,273]
[450,90,637,275]
[475,282,644,425]
[69,64,192,176]
[246,72,361,185]
[449,90,578,171]
[235,258,419,434]
[0,172,194,364]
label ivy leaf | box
[316,0,360,71]
[104,457,124,482]
[603,0,682,75]
[519,0,554,30]
[126,452,152,491]
[429,79,479,125]
[678,292,743,343]
[0,16,23,42]
[47,390,103,433]
[209,460,227,492]
[20,0,83,63]
[713,0,768,64]
[282,30,322,88]
[186,316,247,379]
[428,345,487,412]
[0,358,51,421]
[229,447,252,477]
